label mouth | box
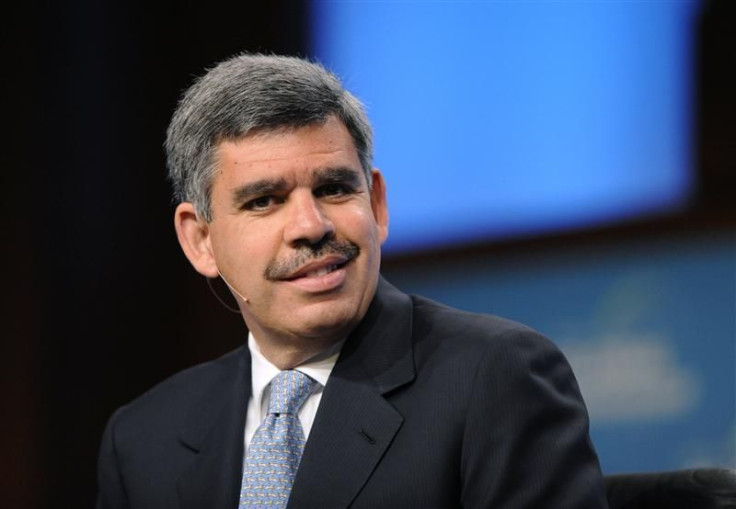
[283,256,351,281]
[273,254,355,294]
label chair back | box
[604,468,736,509]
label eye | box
[315,183,354,199]
[243,195,280,211]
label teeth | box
[304,264,337,278]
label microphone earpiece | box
[217,269,249,303]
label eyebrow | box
[311,166,364,188]
[231,178,288,206]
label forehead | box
[214,117,362,182]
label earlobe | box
[370,169,389,244]
[173,202,220,278]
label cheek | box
[220,219,279,255]
[340,206,379,236]
[209,226,259,279]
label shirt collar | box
[248,331,344,410]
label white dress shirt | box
[244,332,344,451]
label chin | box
[291,305,360,340]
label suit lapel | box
[172,278,415,508]
[288,278,416,507]
[176,346,251,509]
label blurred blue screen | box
[310,1,699,254]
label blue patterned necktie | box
[239,370,316,508]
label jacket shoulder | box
[108,346,246,439]
[409,293,553,351]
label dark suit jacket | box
[97,277,608,508]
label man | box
[97,53,608,508]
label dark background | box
[3,1,734,506]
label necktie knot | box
[268,370,315,416]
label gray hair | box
[165,53,374,222]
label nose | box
[283,191,335,247]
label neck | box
[258,346,324,370]
[248,329,347,370]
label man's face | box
[204,116,388,347]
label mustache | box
[264,238,360,281]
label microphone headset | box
[217,269,249,303]
[205,268,249,314]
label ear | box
[369,169,389,244]
[173,202,220,278]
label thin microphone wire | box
[206,277,242,314]
[217,269,250,303]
